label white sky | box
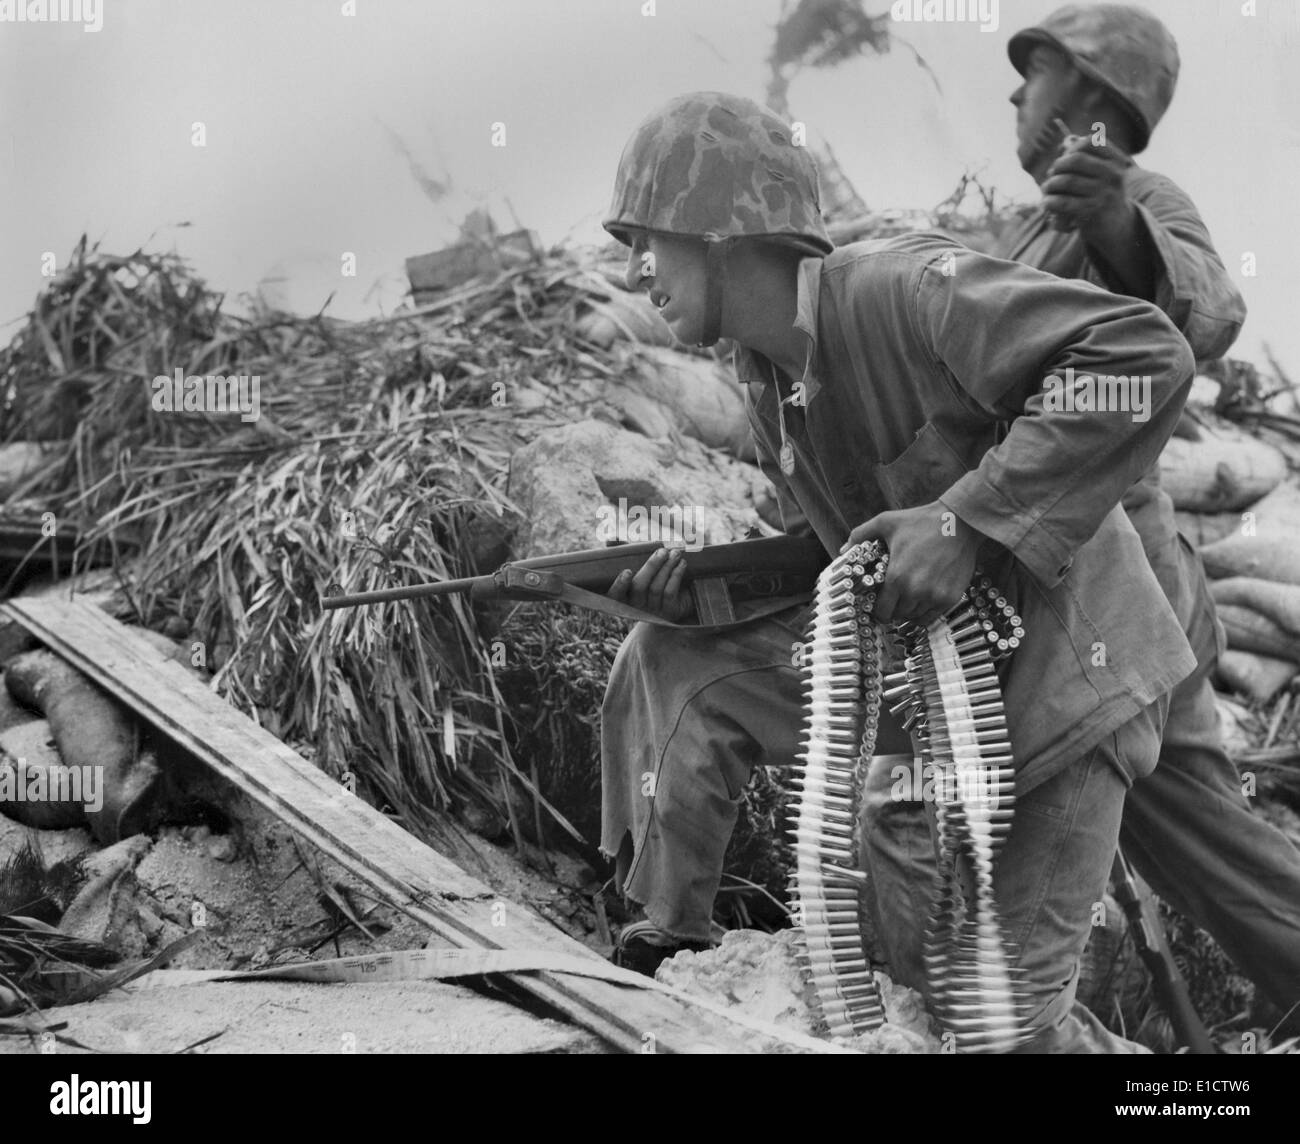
[1,0,1297,372]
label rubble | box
[655,928,941,1052]
[506,419,765,556]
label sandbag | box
[1216,694,1254,757]
[1239,478,1300,535]
[1180,478,1300,553]
[1216,649,1296,704]
[1215,603,1300,663]
[1158,433,1287,512]
[4,650,158,845]
[1210,578,1300,636]
[0,719,87,830]
[607,345,756,462]
[576,289,675,349]
[1199,531,1300,585]
[1175,510,1240,547]
[57,834,152,951]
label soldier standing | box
[995,3,1300,1033]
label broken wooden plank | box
[1,596,816,1054]
[406,230,539,303]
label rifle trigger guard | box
[494,565,565,599]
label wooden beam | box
[2,596,814,1054]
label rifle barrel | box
[322,575,484,609]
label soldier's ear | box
[1079,84,1140,151]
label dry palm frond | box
[0,912,119,1017]
[0,236,633,842]
[0,840,60,921]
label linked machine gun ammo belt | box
[788,539,1029,1052]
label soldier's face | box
[624,232,709,345]
[1010,45,1084,180]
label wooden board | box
[405,230,538,302]
[2,596,815,1054]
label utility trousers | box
[600,584,1300,1047]
[601,603,1159,1052]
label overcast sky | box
[1,0,1296,372]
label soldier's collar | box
[734,255,824,403]
[791,255,823,405]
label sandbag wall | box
[1163,415,1300,704]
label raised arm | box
[916,247,1195,587]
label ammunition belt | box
[788,540,1027,1052]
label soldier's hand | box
[1041,135,1134,232]
[842,501,982,625]
[607,545,695,622]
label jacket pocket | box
[873,420,972,510]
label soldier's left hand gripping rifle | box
[321,534,827,628]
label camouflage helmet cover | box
[603,92,833,256]
[1009,3,1180,153]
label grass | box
[0,235,634,844]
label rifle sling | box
[552,581,811,631]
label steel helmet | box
[603,92,832,257]
[1008,4,1180,153]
